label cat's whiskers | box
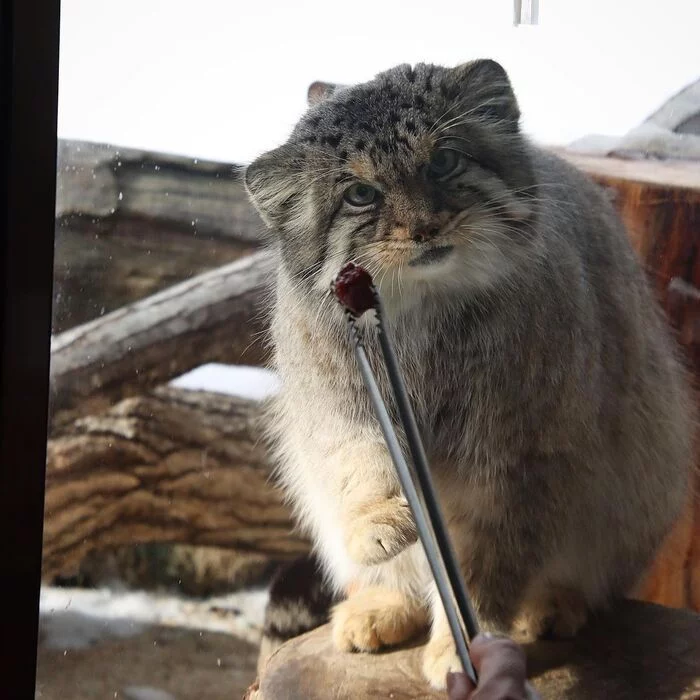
[452,220,543,269]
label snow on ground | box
[40,585,269,651]
[169,364,280,402]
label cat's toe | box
[422,635,461,690]
[332,601,382,652]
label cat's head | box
[245,60,537,300]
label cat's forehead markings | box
[410,134,435,165]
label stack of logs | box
[44,143,700,619]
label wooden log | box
[71,543,276,595]
[49,250,274,430]
[253,601,700,700]
[42,386,306,580]
[56,139,263,242]
[53,139,266,333]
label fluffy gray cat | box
[244,60,693,689]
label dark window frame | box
[0,0,60,696]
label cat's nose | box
[411,223,441,243]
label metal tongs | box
[332,263,537,697]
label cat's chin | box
[408,245,455,268]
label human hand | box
[445,634,539,700]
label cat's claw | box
[345,496,417,566]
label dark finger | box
[469,635,529,700]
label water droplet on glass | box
[118,192,123,201]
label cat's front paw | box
[345,496,417,566]
[331,586,427,652]
[422,634,461,690]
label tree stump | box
[252,601,700,700]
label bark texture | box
[43,387,307,580]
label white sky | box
[58,0,700,165]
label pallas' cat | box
[244,60,693,688]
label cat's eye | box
[427,148,464,179]
[344,183,379,207]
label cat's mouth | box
[408,245,455,267]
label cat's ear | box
[244,144,307,230]
[451,59,520,128]
[307,81,340,106]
